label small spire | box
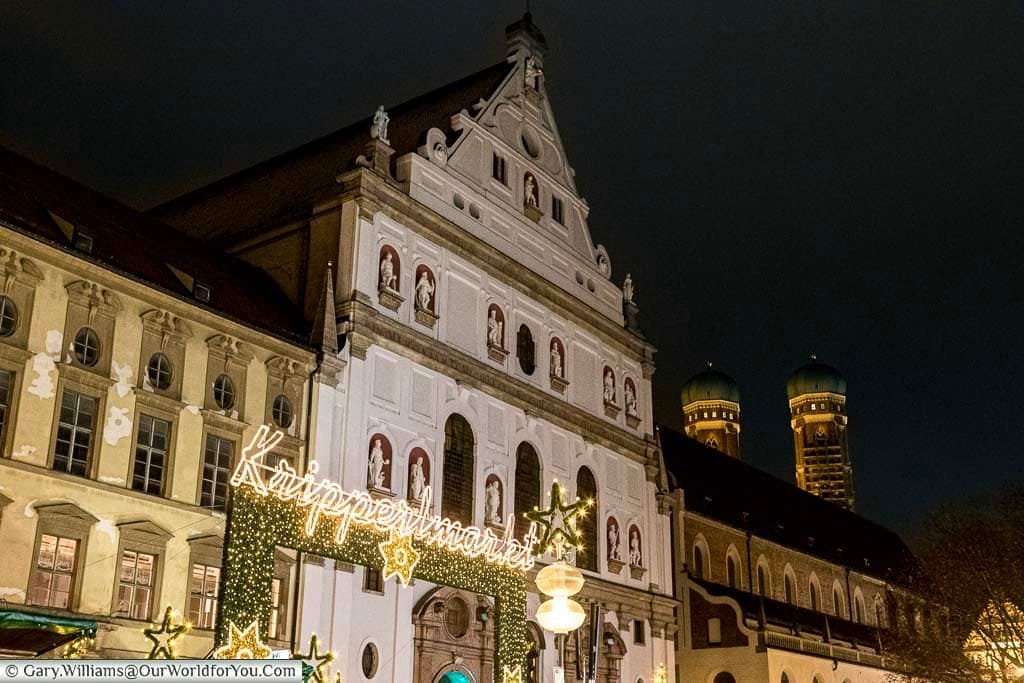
[810,353,818,362]
[310,262,338,354]
[706,361,713,369]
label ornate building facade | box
[150,14,676,682]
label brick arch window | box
[575,466,598,571]
[756,560,771,597]
[726,548,741,588]
[516,324,536,375]
[514,442,541,539]
[442,414,475,525]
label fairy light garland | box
[218,425,532,675]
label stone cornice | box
[340,297,654,465]
[335,168,657,367]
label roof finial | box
[707,360,713,369]
[810,353,817,362]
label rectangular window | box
[363,566,383,594]
[188,563,220,629]
[116,550,155,619]
[200,434,234,510]
[0,369,11,446]
[53,389,96,476]
[133,415,170,496]
[492,153,507,185]
[633,619,646,645]
[28,534,78,608]
[551,196,564,225]
[269,577,283,639]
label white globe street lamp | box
[535,561,586,682]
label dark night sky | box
[2,1,1022,539]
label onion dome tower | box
[681,363,741,458]
[787,355,854,510]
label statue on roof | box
[623,273,635,305]
[525,55,544,90]
[370,105,390,146]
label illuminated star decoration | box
[525,481,592,559]
[144,606,189,659]
[212,620,271,659]
[377,529,421,586]
[654,663,668,683]
[296,633,335,683]
[502,665,523,683]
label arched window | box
[705,436,719,450]
[809,575,821,612]
[781,674,791,683]
[692,543,706,580]
[833,585,846,619]
[875,595,888,628]
[713,673,737,683]
[576,467,598,571]
[757,561,770,597]
[442,415,475,525]
[514,443,541,539]
[726,551,740,589]
[784,570,796,605]
[854,590,866,624]
[516,325,536,375]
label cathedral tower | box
[787,356,854,509]
[681,363,741,458]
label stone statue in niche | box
[603,368,616,404]
[368,438,389,490]
[485,479,502,526]
[625,381,638,417]
[379,251,397,292]
[550,341,563,378]
[608,521,623,561]
[524,173,539,208]
[629,528,642,568]
[409,456,426,502]
[415,270,434,312]
[370,105,390,145]
[487,308,503,348]
[525,55,543,90]
[623,273,635,304]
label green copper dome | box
[681,366,740,406]
[786,357,847,398]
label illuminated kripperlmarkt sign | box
[229,425,538,575]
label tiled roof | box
[0,146,308,344]
[659,424,921,587]
[151,61,514,242]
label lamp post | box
[535,561,586,683]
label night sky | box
[2,1,1022,539]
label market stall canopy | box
[0,610,97,657]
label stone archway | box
[413,587,495,683]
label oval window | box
[271,394,293,429]
[213,374,235,410]
[146,352,173,390]
[0,295,17,337]
[361,642,378,678]
[73,327,100,367]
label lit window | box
[116,550,155,619]
[28,534,77,608]
[188,563,220,629]
[72,327,100,367]
[146,353,173,391]
[0,295,17,337]
[811,403,817,410]
[213,374,235,411]
[703,412,708,419]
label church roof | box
[658,424,921,587]
[787,358,847,398]
[681,366,741,406]
[151,61,514,241]
[0,146,308,344]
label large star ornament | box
[378,529,421,586]
[296,633,334,683]
[212,620,271,659]
[525,481,591,559]
[144,606,189,659]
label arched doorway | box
[413,587,494,683]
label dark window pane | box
[514,443,541,539]
[576,467,598,571]
[441,414,474,525]
[201,435,233,510]
[53,390,93,477]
